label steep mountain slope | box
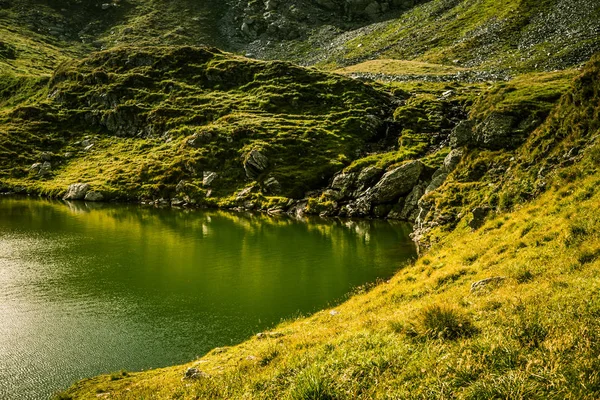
[2,0,599,75]
[60,54,600,399]
[237,0,600,73]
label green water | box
[0,197,416,399]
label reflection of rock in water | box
[62,200,91,214]
[62,200,109,213]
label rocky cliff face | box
[226,0,429,43]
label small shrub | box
[418,305,477,340]
[388,320,405,334]
[463,254,479,265]
[259,346,280,367]
[514,314,548,348]
[289,367,340,400]
[520,221,537,237]
[514,267,534,283]
[564,221,588,246]
[109,370,129,381]
[436,269,468,287]
[578,248,600,265]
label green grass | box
[312,0,600,72]
[56,140,600,399]
[334,59,467,76]
[0,46,393,203]
[53,51,600,400]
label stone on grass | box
[244,149,269,179]
[470,277,506,293]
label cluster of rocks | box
[449,113,542,151]
[63,183,104,202]
[182,367,209,381]
[230,147,464,222]
[347,70,512,84]
[305,149,463,221]
[228,0,429,43]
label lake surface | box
[0,197,416,399]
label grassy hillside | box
[0,46,394,206]
[58,54,600,399]
[1,0,600,398]
[255,0,600,73]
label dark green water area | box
[0,197,416,399]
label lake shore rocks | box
[63,183,90,200]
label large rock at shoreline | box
[370,160,424,204]
[63,183,90,200]
[84,191,104,202]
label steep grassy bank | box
[57,51,600,400]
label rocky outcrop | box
[370,160,424,204]
[63,183,90,200]
[425,149,463,194]
[244,149,269,179]
[227,0,431,47]
[450,113,543,150]
[291,158,437,221]
[84,191,104,202]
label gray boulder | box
[370,160,424,204]
[84,191,104,202]
[344,194,372,217]
[183,367,209,380]
[30,162,51,176]
[425,149,463,194]
[39,162,52,175]
[63,183,90,200]
[476,114,517,150]
[449,120,475,148]
[263,176,281,194]
[203,171,218,187]
[425,171,448,194]
[355,166,383,193]
[470,277,506,293]
[443,148,463,172]
[400,182,426,221]
[244,149,269,179]
[450,114,527,150]
[330,171,357,198]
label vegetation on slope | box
[0,46,394,205]
[254,0,600,73]
[56,48,600,400]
